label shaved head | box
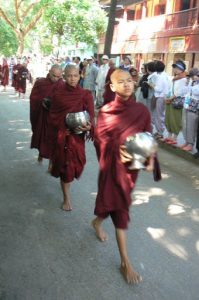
[110,69,131,83]
[49,64,63,82]
[64,64,79,75]
[64,64,80,87]
[50,64,62,72]
[110,68,134,100]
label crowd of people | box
[136,59,199,156]
[0,53,198,285]
[55,55,199,157]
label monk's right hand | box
[78,121,91,132]
[119,145,133,164]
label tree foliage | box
[0,0,52,55]
[0,19,18,56]
[44,0,107,46]
[0,0,106,56]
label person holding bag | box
[164,60,187,144]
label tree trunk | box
[16,36,25,56]
[103,0,117,57]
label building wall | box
[99,0,199,74]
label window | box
[154,3,166,16]
[127,10,135,21]
[181,0,190,10]
[174,0,190,12]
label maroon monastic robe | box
[0,65,2,81]
[12,63,22,90]
[16,66,29,93]
[49,83,95,183]
[1,62,9,87]
[30,76,64,158]
[94,95,152,217]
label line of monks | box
[30,65,161,285]
[12,59,30,97]
[0,58,30,97]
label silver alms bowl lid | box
[125,132,158,169]
[65,110,90,134]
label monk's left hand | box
[78,121,91,132]
[119,145,133,163]
[145,155,155,172]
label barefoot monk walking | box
[92,69,161,284]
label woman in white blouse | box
[164,60,187,144]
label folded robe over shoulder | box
[30,76,64,158]
[94,95,157,216]
[49,83,95,183]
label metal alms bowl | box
[125,132,158,169]
[65,110,90,134]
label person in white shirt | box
[83,57,99,100]
[95,55,110,108]
[152,61,171,139]
[146,61,158,121]
[180,68,199,151]
[119,56,132,71]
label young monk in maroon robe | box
[16,62,29,98]
[92,69,160,284]
[30,64,63,163]
[49,65,95,211]
[12,59,22,92]
[1,58,9,91]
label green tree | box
[44,0,107,46]
[0,19,18,56]
[0,0,52,55]
[0,0,106,56]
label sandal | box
[162,138,172,143]
[166,140,177,145]
[182,145,193,152]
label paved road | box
[0,87,199,300]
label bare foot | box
[37,155,43,163]
[91,218,108,242]
[120,261,142,284]
[182,145,193,152]
[62,199,72,211]
[47,161,52,173]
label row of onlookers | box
[1,54,199,158]
[135,59,199,158]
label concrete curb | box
[158,140,199,166]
